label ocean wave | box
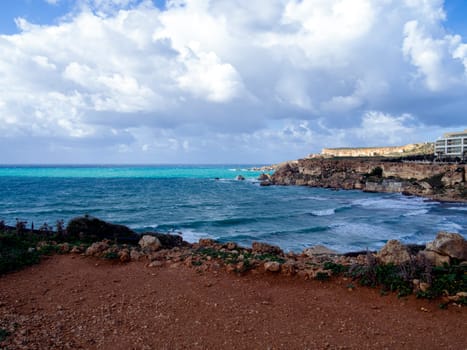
[178,229,213,243]
[310,205,351,216]
[446,206,467,212]
[403,209,429,217]
[310,208,335,216]
[352,196,433,211]
[437,221,463,232]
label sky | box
[0,0,467,164]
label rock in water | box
[425,231,467,261]
[377,240,411,265]
[236,175,245,181]
[139,235,161,253]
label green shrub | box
[323,261,348,275]
[0,328,11,342]
[0,233,40,274]
[426,173,444,189]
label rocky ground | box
[1,228,467,349]
[1,253,466,350]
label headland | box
[268,158,466,202]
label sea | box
[0,165,466,253]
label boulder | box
[138,235,161,252]
[264,261,281,272]
[303,245,338,256]
[258,173,271,181]
[252,242,283,255]
[418,250,450,267]
[425,232,467,261]
[377,240,411,265]
[236,175,245,181]
[85,241,110,257]
[66,216,139,243]
[144,232,185,249]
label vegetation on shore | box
[1,217,466,311]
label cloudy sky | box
[1,0,466,164]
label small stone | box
[70,246,82,254]
[226,242,237,250]
[264,261,281,272]
[419,282,430,293]
[148,261,164,268]
[130,249,143,261]
[199,238,216,247]
[118,249,130,263]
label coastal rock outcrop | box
[270,158,466,202]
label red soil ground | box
[0,254,466,349]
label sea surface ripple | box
[0,165,465,253]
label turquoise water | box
[0,165,465,253]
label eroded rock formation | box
[271,158,466,202]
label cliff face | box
[321,143,433,158]
[271,159,466,202]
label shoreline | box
[268,158,467,203]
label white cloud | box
[1,0,467,163]
[403,20,466,91]
[176,42,244,102]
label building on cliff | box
[435,130,467,159]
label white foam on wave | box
[306,196,328,201]
[446,206,467,211]
[437,221,463,232]
[403,209,429,217]
[311,208,336,216]
[353,196,433,211]
[178,228,215,243]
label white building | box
[434,130,467,158]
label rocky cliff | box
[322,143,433,158]
[270,158,466,202]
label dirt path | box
[1,255,466,349]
